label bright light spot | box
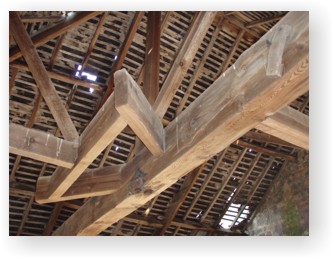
[114,55,118,60]
[67,12,75,17]
[78,65,82,71]
[115,146,119,151]
[89,88,94,93]
[196,210,203,219]
[248,148,253,152]
[144,207,150,216]
[75,71,79,77]
[81,71,97,81]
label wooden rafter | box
[51,12,308,236]
[10,12,79,141]
[48,34,66,71]
[153,12,217,118]
[96,11,145,111]
[43,203,64,235]
[245,13,287,28]
[10,11,100,63]
[255,105,309,150]
[143,12,161,105]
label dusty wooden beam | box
[256,105,309,150]
[143,12,161,105]
[153,12,217,118]
[36,93,127,201]
[245,13,287,28]
[115,69,165,156]
[10,11,100,63]
[11,62,103,92]
[10,12,79,141]
[96,12,145,111]
[9,123,78,168]
[52,12,309,235]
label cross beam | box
[52,12,308,235]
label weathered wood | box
[9,123,77,168]
[153,12,217,118]
[11,62,103,92]
[36,165,123,203]
[52,12,309,235]
[9,68,18,95]
[48,34,66,70]
[20,15,65,23]
[9,182,35,197]
[36,93,127,200]
[96,12,145,111]
[143,12,161,105]
[10,11,100,62]
[17,196,34,236]
[115,69,164,156]
[10,12,79,141]
[255,105,309,150]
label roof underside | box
[9,11,309,236]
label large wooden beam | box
[255,105,309,150]
[9,11,100,63]
[115,69,165,156]
[53,12,309,235]
[10,12,79,141]
[9,123,77,168]
[36,93,127,201]
[153,12,217,118]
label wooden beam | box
[48,34,66,71]
[20,15,65,23]
[175,15,225,117]
[153,12,217,118]
[96,12,145,111]
[36,93,127,201]
[9,68,18,95]
[11,62,103,92]
[242,130,300,149]
[52,12,309,235]
[235,139,297,161]
[9,123,77,168]
[256,105,309,150]
[245,13,287,28]
[36,165,123,203]
[143,12,161,105]
[10,11,100,63]
[10,12,79,141]
[9,182,35,197]
[115,69,165,156]
[17,196,34,235]
[43,203,64,235]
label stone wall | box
[247,152,309,236]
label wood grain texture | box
[9,123,77,168]
[256,104,309,150]
[10,12,79,141]
[153,12,217,118]
[115,69,164,156]
[52,12,309,236]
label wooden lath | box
[50,12,308,235]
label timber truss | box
[9,11,309,236]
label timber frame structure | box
[9,11,309,236]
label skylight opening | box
[74,64,97,88]
[219,203,250,230]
